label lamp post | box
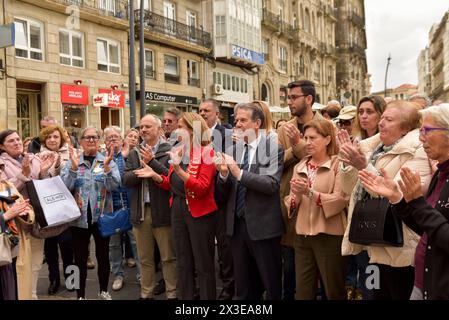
[128,0,136,127]
[139,0,145,118]
[384,53,391,97]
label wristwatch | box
[307,190,314,199]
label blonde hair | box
[385,100,421,132]
[252,100,274,133]
[180,112,211,146]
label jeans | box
[109,230,140,279]
[345,251,373,300]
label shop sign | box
[230,44,265,65]
[93,93,107,107]
[98,89,125,108]
[61,84,89,105]
[136,90,198,105]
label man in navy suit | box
[199,99,234,300]
[216,102,284,300]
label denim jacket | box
[60,152,121,229]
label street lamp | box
[384,53,392,97]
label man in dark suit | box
[199,99,234,300]
[216,102,284,300]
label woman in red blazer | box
[134,112,217,299]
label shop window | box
[14,18,44,61]
[64,105,86,138]
[97,38,120,73]
[59,29,84,68]
[164,54,179,83]
[100,107,120,130]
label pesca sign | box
[61,84,89,105]
[98,89,125,108]
[230,44,265,65]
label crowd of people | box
[1,79,448,300]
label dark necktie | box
[235,144,249,218]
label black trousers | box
[44,228,74,284]
[215,203,234,292]
[71,224,110,298]
[231,217,282,300]
[171,197,216,300]
[372,264,414,300]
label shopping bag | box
[25,176,81,233]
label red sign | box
[61,84,89,105]
[98,89,125,108]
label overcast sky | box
[365,0,449,93]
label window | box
[99,0,115,14]
[97,39,120,73]
[144,49,154,78]
[59,29,84,68]
[213,71,222,85]
[137,0,151,10]
[304,9,310,32]
[14,18,44,61]
[299,55,305,75]
[164,1,176,35]
[164,54,179,83]
[215,16,226,45]
[187,60,199,87]
[314,61,321,82]
[262,38,269,60]
[293,13,298,29]
[242,78,248,93]
[231,76,236,91]
[279,46,287,71]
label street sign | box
[0,23,15,48]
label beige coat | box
[340,129,432,267]
[277,112,324,246]
[285,155,349,236]
[0,180,35,300]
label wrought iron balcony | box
[165,73,180,84]
[188,78,200,87]
[52,0,129,20]
[280,22,296,39]
[135,10,212,49]
[262,9,280,31]
[350,12,365,28]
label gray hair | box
[420,105,449,133]
[201,99,220,112]
[103,125,122,138]
[41,115,57,124]
[79,126,101,139]
[141,114,162,128]
[234,102,265,127]
[165,107,181,119]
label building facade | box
[417,47,432,96]
[427,11,449,102]
[372,84,417,101]
[258,0,338,108]
[335,0,368,106]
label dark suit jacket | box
[217,133,285,241]
[212,123,232,204]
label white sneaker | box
[112,276,124,291]
[98,291,112,300]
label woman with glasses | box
[335,106,358,139]
[61,126,121,300]
[359,104,449,300]
[338,101,433,300]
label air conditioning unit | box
[212,84,224,95]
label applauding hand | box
[358,168,402,203]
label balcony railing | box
[262,9,280,31]
[281,22,296,39]
[53,0,129,20]
[350,12,365,28]
[135,10,212,48]
[188,78,200,87]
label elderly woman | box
[134,112,217,300]
[0,179,34,300]
[0,129,54,300]
[37,125,74,295]
[60,126,121,300]
[338,101,433,300]
[358,105,449,300]
[285,119,349,299]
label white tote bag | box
[25,176,81,228]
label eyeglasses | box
[81,136,99,141]
[419,126,449,137]
[337,120,353,127]
[287,94,308,101]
